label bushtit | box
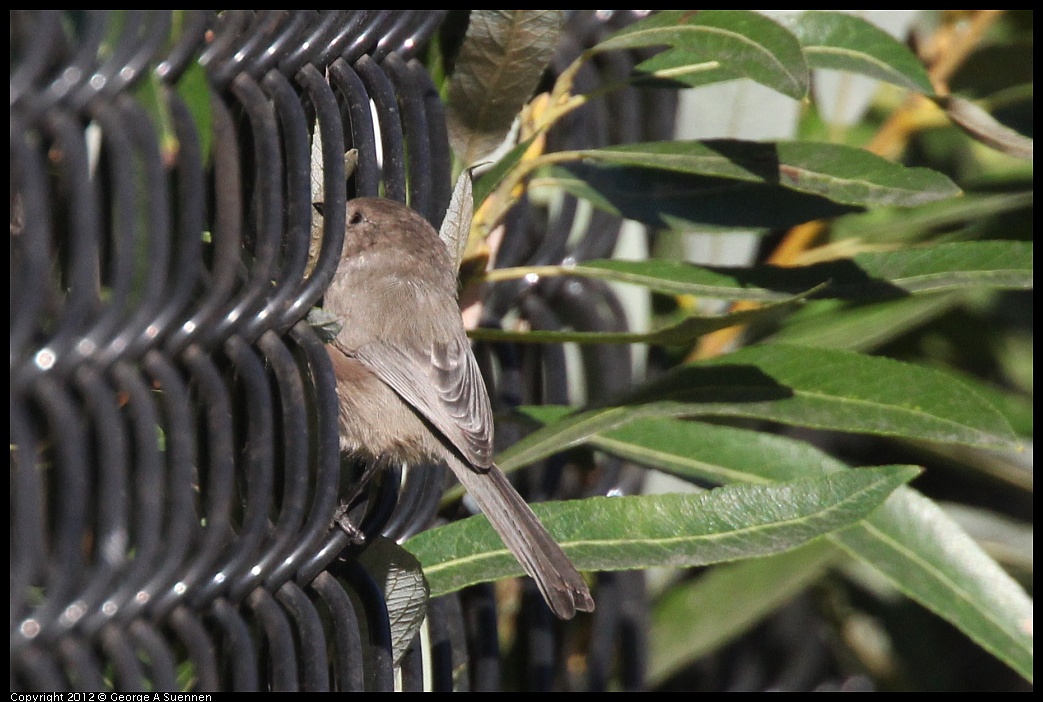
[324,197,594,620]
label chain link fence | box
[10,10,686,691]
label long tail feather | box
[445,456,594,619]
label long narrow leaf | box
[829,191,1034,244]
[491,241,1032,301]
[582,418,1034,682]
[469,290,812,345]
[597,10,809,99]
[768,295,962,350]
[833,493,1034,683]
[639,344,1018,450]
[498,345,1020,472]
[569,140,961,207]
[405,466,918,598]
[649,540,841,685]
[541,163,858,231]
[935,94,1034,160]
[779,11,934,92]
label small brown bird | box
[324,197,594,619]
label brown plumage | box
[325,197,593,619]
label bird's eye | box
[348,211,364,225]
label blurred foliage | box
[411,10,1031,690]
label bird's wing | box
[336,334,494,468]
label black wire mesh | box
[10,10,680,692]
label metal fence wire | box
[10,10,677,691]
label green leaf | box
[570,140,962,207]
[523,241,1031,303]
[829,191,1034,244]
[497,345,1020,472]
[472,135,535,208]
[586,416,851,486]
[133,70,177,162]
[585,418,1034,682]
[357,536,429,666]
[174,61,213,166]
[567,258,799,300]
[468,289,812,345]
[447,11,564,166]
[939,373,1032,439]
[779,11,934,93]
[835,492,1034,682]
[627,48,738,91]
[649,541,840,685]
[538,136,962,231]
[934,94,1034,160]
[768,295,963,350]
[540,163,858,231]
[941,502,1034,574]
[627,344,1021,448]
[404,466,918,598]
[767,242,1034,347]
[847,241,1033,294]
[597,10,809,99]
